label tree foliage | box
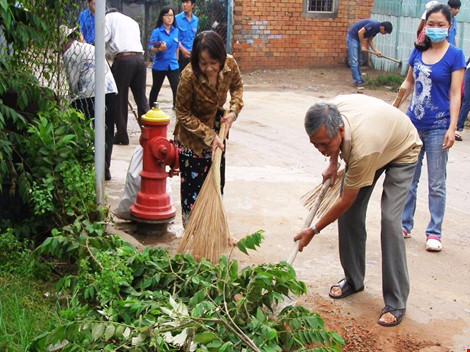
[32,230,344,351]
[0,0,101,239]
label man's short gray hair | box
[304,101,343,138]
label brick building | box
[231,0,374,70]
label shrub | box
[0,0,103,240]
[31,231,345,351]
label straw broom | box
[300,168,345,218]
[177,121,229,263]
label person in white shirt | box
[105,9,149,145]
[61,25,117,180]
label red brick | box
[233,0,373,70]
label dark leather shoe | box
[113,135,129,145]
[113,139,129,145]
[329,278,364,299]
[105,169,111,181]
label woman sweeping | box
[174,30,243,228]
[148,6,179,108]
[397,3,465,251]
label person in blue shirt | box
[78,0,95,44]
[346,19,392,89]
[446,0,461,46]
[175,0,199,72]
[397,4,465,252]
[148,7,180,108]
[455,59,470,141]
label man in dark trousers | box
[105,9,149,145]
[294,94,422,327]
[346,19,393,90]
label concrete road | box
[105,68,470,350]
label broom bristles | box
[301,168,345,218]
[177,169,229,263]
[177,121,229,263]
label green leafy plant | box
[0,228,52,280]
[1,106,98,238]
[0,229,33,276]
[1,0,101,240]
[31,230,344,351]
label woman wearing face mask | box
[396,4,464,252]
[174,31,243,227]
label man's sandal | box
[377,305,405,327]
[328,278,364,299]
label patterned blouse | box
[174,55,244,156]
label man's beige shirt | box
[332,94,422,189]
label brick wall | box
[232,0,374,70]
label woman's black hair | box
[155,6,175,29]
[190,30,226,77]
[415,3,452,51]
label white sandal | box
[426,238,442,252]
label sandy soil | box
[106,64,470,351]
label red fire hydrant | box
[130,104,179,223]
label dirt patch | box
[242,65,399,101]
[298,293,449,352]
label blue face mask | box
[425,27,448,43]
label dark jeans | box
[71,93,116,173]
[111,53,149,142]
[149,68,180,108]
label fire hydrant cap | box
[141,105,170,123]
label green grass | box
[0,274,63,351]
[0,231,63,351]
[363,73,404,91]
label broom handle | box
[287,178,332,265]
[367,50,401,64]
[392,87,406,108]
[212,118,227,192]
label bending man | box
[294,94,421,327]
[346,19,392,89]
